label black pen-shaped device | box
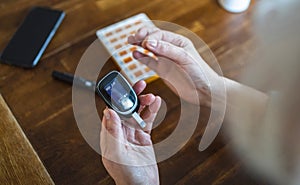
[52,70,96,91]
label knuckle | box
[157,41,168,53]
[150,29,163,39]
[137,27,147,33]
[180,36,193,47]
[185,38,193,46]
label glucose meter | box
[96,71,146,128]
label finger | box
[132,50,149,60]
[101,108,142,165]
[136,27,159,42]
[100,108,125,161]
[142,29,192,48]
[127,35,137,45]
[139,94,156,106]
[134,49,183,82]
[100,112,108,145]
[132,80,146,95]
[141,96,161,120]
[148,96,162,114]
[138,93,155,113]
[127,27,159,45]
[142,96,162,134]
[132,49,160,67]
[144,40,194,66]
[102,108,123,139]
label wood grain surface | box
[0,94,54,185]
[0,0,270,184]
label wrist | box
[198,75,227,108]
[223,77,269,122]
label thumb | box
[100,108,127,164]
[102,108,123,140]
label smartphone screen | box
[0,7,65,68]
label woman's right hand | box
[128,27,224,107]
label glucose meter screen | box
[105,78,134,111]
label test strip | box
[132,112,146,128]
[131,45,158,61]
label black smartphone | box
[0,7,65,68]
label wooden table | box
[0,0,270,184]
[0,94,54,185]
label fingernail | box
[103,108,110,120]
[147,40,157,48]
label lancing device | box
[52,70,96,91]
[96,71,146,128]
